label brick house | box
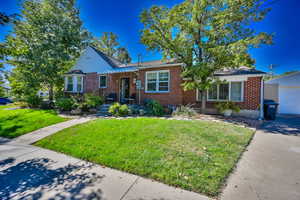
[65,46,265,118]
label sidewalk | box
[0,139,210,200]
[12,117,95,144]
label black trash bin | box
[264,99,279,120]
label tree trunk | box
[49,85,54,102]
[201,90,206,114]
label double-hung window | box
[77,76,83,92]
[206,81,243,102]
[66,77,73,92]
[146,70,170,92]
[65,76,83,93]
[99,75,107,88]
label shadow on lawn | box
[0,158,104,200]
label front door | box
[120,78,130,103]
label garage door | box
[279,87,300,114]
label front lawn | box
[35,118,254,196]
[0,105,68,138]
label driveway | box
[222,115,300,200]
[0,138,209,200]
[260,114,300,136]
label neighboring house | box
[64,46,265,118]
[37,90,49,98]
[265,71,300,115]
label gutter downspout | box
[259,76,264,120]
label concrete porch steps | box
[97,104,111,116]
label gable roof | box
[90,46,123,68]
[69,46,265,76]
[214,67,266,77]
[266,71,300,86]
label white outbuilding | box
[265,72,300,115]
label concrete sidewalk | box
[221,130,300,200]
[0,140,210,200]
[13,117,95,144]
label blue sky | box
[0,0,299,74]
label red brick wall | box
[241,77,262,110]
[95,72,137,100]
[182,76,262,110]
[137,66,184,105]
[82,68,262,111]
[84,73,98,94]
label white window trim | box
[145,70,170,93]
[64,75,84,93]
[205,81,244,102]
[99,75,108,88]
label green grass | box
[0,105,68,138]
[35,118,254,196]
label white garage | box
[265,72,300,115]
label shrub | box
[55,97,75,111]
[40,101,55,110]
[146,99,165,116]
[215,101,240,113]
[25,95,42,108]
[109,103,129,117]
[172,105,197,117]
[78,102,89,112]
[84,94,103,109]
[12,101,28,108]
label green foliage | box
[92,32,131,63]
[36,118,254,196]
[55,97,75,111]
[116,47,131,64]
[5,0,90,100]
[172,105,197,117]
[216,101,241,113]
[25,95,42,108]
[146,99,165,116]
[140,0,272,110]
[84,93,103,109]
[109,103,129,117]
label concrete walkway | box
[221,125,300,200]
[0,139,210,200]
[13,117,95,144]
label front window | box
[146,70,169,92]
[65,75,84,93]
[67,77,73,92]
[206,81,243,102]
[99,75,107,88]
[219,83,229,100]
[208,84,218,100]
[231,82,243,101]
[77,76,83,92]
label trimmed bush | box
[215,101,240,113]
[40,101,55,110]
[55,97,75,111]
[172,105,197,117]
[25,95,42,108]
[109,103,129,117]
[84,94,103,109]
[146,99,164,116]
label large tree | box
[5,0,90,100]
[93,32,132,64]
[0,12,15,96]
[140,0,272,111]
[116,47,132,64]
